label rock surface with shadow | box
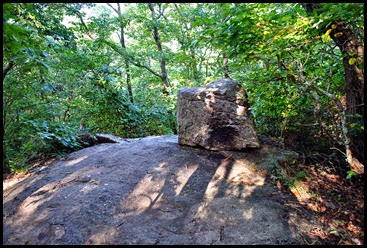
[3,135,323,245]
[177,79,260,150]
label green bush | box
[5,120,81,173]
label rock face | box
[177,79,259,150]
[3,135,321,245]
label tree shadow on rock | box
[3,137,323,245]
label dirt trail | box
[3,135,323,245]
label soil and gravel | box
[3,135,325,245]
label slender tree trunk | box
[220,6,230,79]
[190,50,200,83]
[148,3,169,95]
[223,53,230,78]
[119,27,134,104]
[108,3,134,104]
[125,61,133,103]
[174,3,200,83]
[76,5,163,94]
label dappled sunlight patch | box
[120,163,170,215]
[204,158,265,200]
[204,91,216,112]
[3,176,43,205]
[277,157,364,244]
[242,207,254,220]
[154,162,168,172]
[3,171,29,190]
[203,159,230,200]
[309,227,328,240]
[15,166,104,220]
[199,125,209,137]
[319,171,341,183]
[121,191,163,215]
[18,196,50,217]
[3,157,57,194]
[65,155,88,166]
[229,159,266,186]
[192,202,211,220]
[17,185,60,218]
[236,105,246,116]
[230,172,265,186]
[28,157,57,171]
[288,179,327,213]
[174,163,199,196]
[289,181,312,202]
[79,182,99,193]
[229,157,267,177]
[85,227,117,245]
[203,179,220,201]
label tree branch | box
[105,40,163,79]
[106,3,119,15]
[281,58,364,174]
[129,60,163,79]
[3,61,15,81]
[174,3,191,31]
[76,5,163,81]
[75,11,95,40]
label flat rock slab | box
[177,79,259,150]
[3,135,321,245]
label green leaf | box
[25,48,34,59]
[359,61,364,70]
[321,33,331,43]
[36,59,50,69]
[280,70,287,77]
[297,171,307,180]
[348,57,357,65]
[325,29,332,36]
[329,230,339,236]
[346,170,358,179]
[42,51,50,59]
[42,121,48,130]
[188,40,198,48]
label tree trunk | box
[303,4,365,169]
[174,4,200,84]
[190,50,200,83]
[148,3,169,95]
[330,21,364,164]
[329,21,364,120]
[223,53,230,78]
[108,3,134,104]
[119,27,134,104]
[302,6,364,121]
[77,5,163,95]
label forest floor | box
[271,157,364,245]
[3,135,364,245]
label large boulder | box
[177,79,260,150]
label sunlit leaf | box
[348,57,357,65]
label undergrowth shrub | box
[5,120,81,173]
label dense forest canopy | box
[2,3,364,176]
